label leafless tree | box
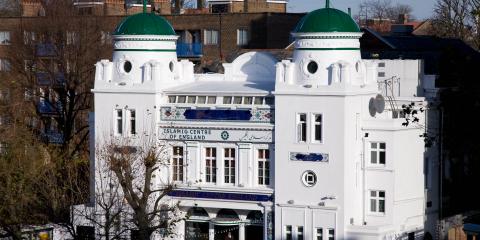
[7,0,113,158]
[430,0,480,49]
[357,0,415,28]
[94,137,182,239]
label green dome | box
[294,8,360,33]
[114,13,176,36]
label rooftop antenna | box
[143,0,147,13]
[326,0,330,8]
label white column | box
[239,223,245,240]
[209,222,215,240]
[186,141,199,184]
[263,203,273,240]
[238,143,252,187]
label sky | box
[287,0,437,20]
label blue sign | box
[168,190,272,202]
[184,109,252,121]
[290,152,329,162]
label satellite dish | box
[374,94,385,113]
[369,97,377,117]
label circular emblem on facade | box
[301,170,317,187]
[220,131,229,140]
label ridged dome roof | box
[294,7,360,33]
[114,12,176,36]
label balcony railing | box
[36,44,56,57]
[176,43,203,58]
[38,100,62,115]
[36,72,66,86]
[41,131,64,144]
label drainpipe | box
[362,136,367,225]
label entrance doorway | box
[245,210,264,240]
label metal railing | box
[176,42,203,57]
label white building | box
[86,1,438,239]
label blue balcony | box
[176,43,203,58]
[41,131,64,144]
[38,100,62,115]
[36,72,65,86]
[36,43,56,57]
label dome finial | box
[143,0,147,13]
[326,0,330,8]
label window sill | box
[367,212,386,217]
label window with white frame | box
[0,31,11,45]
[315,228,323,240]
[370,190,386,213]
[297,113,307,142]
[258,149,270,186]
[285,225,292,240]
[224,148,235,184]
[115,109,123,135]
[0,58,11,72]
[129,110,136,135]
[370,142,386,165]
[328,229,335,240]
[204,30,219,45]
[172,146,184,182]
[312,114,322,142]
[205,147,217,183]
[237,29,249,46]
[297,226,304,240]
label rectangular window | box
[0,59,11,72]
[254,97,264,105]
[316,228,323,240]
[0,31,11,45]
[129,110,136,135]
[204,30,219,45]
[224,148,236,184]
[378,62,385,67]
[177,96,186,103]
[370,190,386,213]
[258,149,270,185]
[237,29,249,46]
[207,96,216,104]
[297,113,307,142]
[370,142,386,165]
[223,96,232,104]
[205,147,217,183]
[243,96,253,105]
[197,96,206,104]
[115,109,123,135]
[378,72,386,77]
[187,96,196,104]
[297,226,304,240]
[285,225,292,240]
[328,229,335,240]
[168,96,176,103]
[233,96,242,104]
[313,114,322,142]
[172,146,184,182]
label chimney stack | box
[398,14,408,24]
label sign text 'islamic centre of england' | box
[159,127,273,143]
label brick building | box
[0,1,302,149]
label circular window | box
[301,170,317,187]
[169,61,175,72]
[307,61,318,74]
[123,61,132,73]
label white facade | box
[85,6,439,240]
